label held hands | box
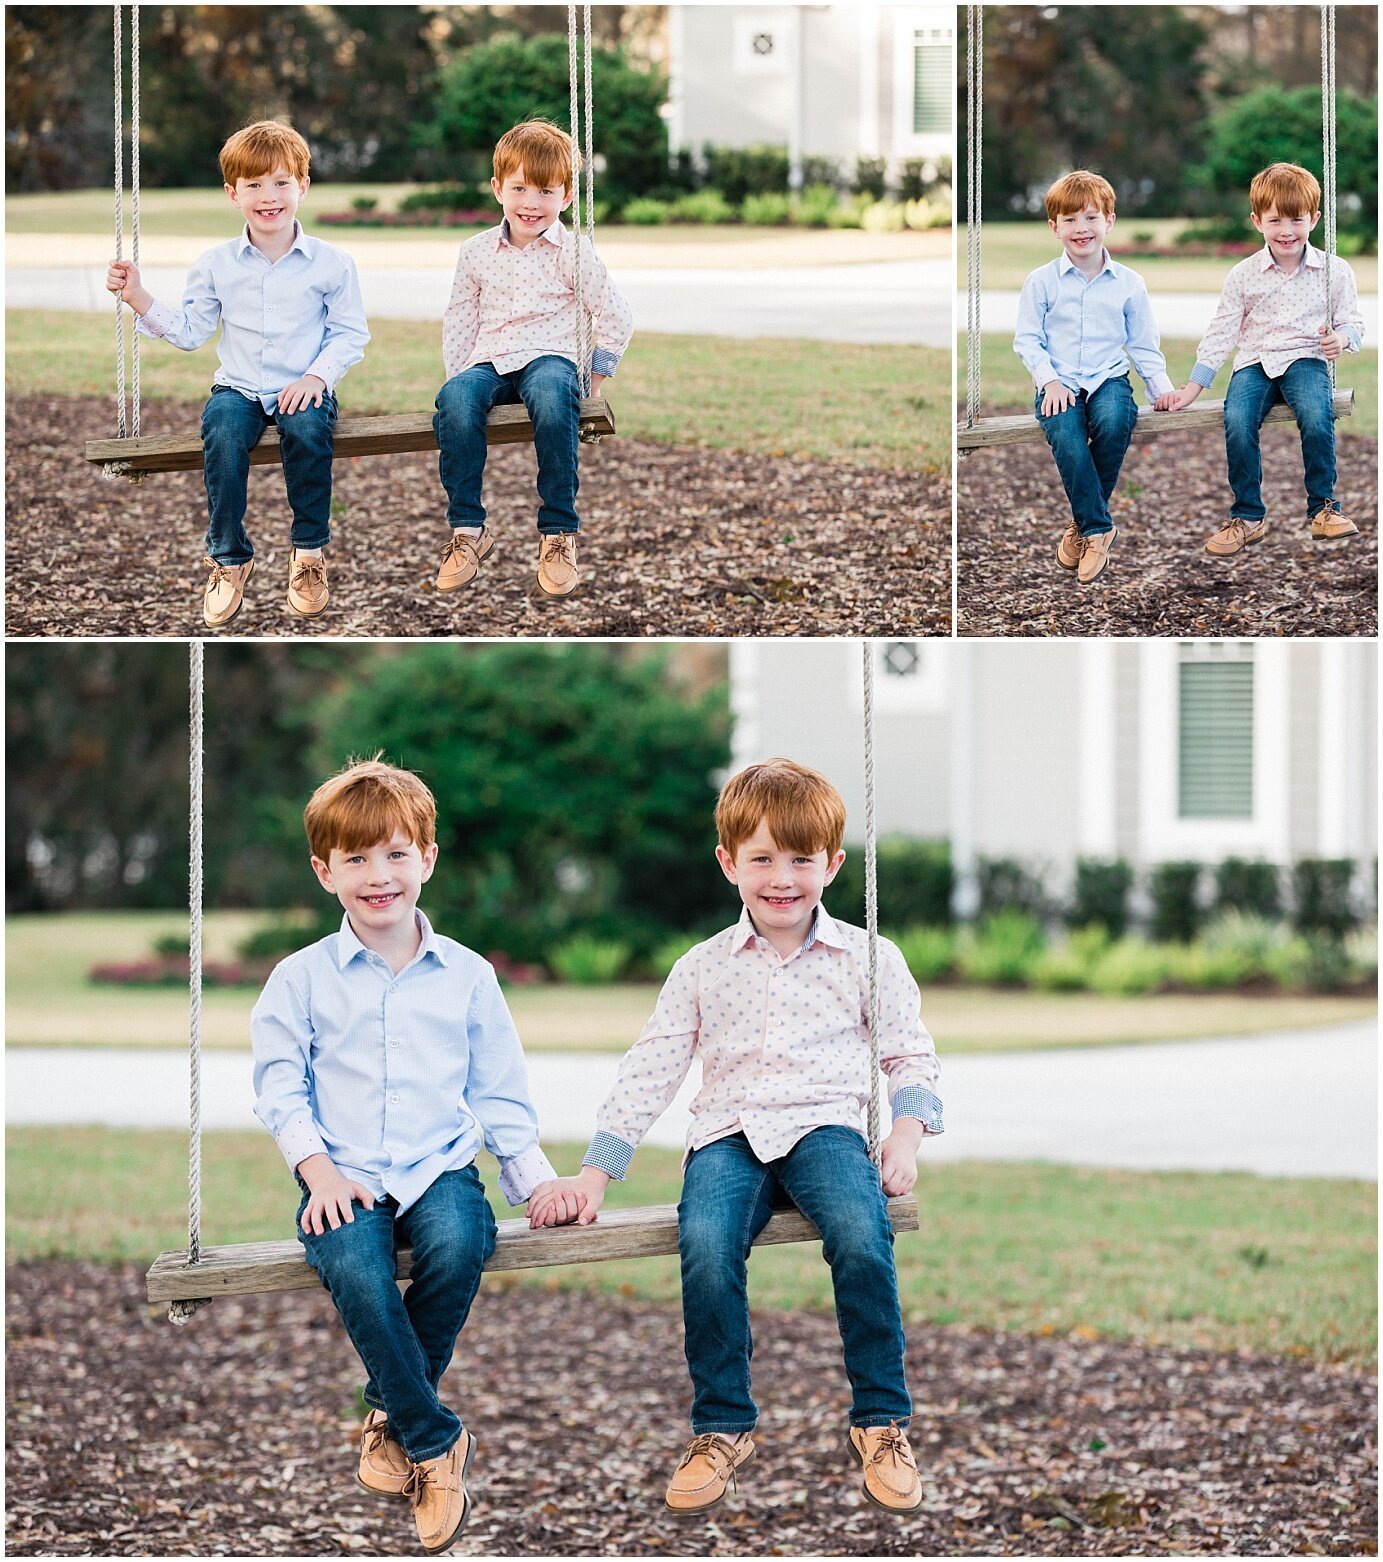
[278,374,327,415]
[1169,383,1204,413]
[879,1120,925,1197]
[1152,390,1180,412]
[1318,325,1347,362]
[1040,380,1076,417]
[297,1153,374,1235]
[528,1165,610,1228]
[106,259,152,314]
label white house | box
[666,5,952,184]
[729,639,1378,912]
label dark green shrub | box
[801,154,843,191]
[701,143,789,203]
[852,155,888,200]
[1069,857,1133,937]
[977,856,1048,920]
[828,839,953,929]
[888,926,956,985]
[1291,859,1358,937]
[399,186,474,213]
[1266,933,1355,992]
[957,912,1046,986]
[1214,857,1281,920]
[1149,861,1202,942]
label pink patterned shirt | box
[582,907,943,1177]
[441,217,634,382]
[1190,243,1363,386]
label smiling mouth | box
[761,895,800,908]
[360,892,400,909]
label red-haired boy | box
[1014,170,1179,583]
[252,760,577,1553]
[529,759,943,1515]
[107,120,369,627]
[1170,162,1364,554]
[433,119,634,599]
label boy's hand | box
[1040,380,1075,417]
[1152,391,1179,412]
[1172,383,1203,412]
[879,1120,925,1197]
[589,372,607,398]
[278,374,327,415]
[528,1166,610,1228]
[106,260,152,314]
[297,1152,375,1235]
[1318,326,1347,362]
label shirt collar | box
[1258,241,1321,275]
[334,908,447,970]
[236,219,311,262]
[730,903,843,955]
[496,215,567,250]
[1057,247,1117,281]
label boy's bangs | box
[304,762,437,861]
[494,122,576,193]
[324,795,431,857]
[716,759,847,859]
[1045,171,1116,221]
[1251,164,1320,218]
[220,121,311,184]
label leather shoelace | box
[865,1421,913,1471]
[679,1433,742,1490]
[542,535,576,568]
[441,533,479,565]
[203,556,240,591]
[401,1458,434,1511]
[291,556,327,593]
[362,1416,391,1458]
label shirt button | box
[390,1094,400,1104]
[389,1037,401,1048]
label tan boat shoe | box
[848,1422,923,1514]
[286,549,329,618]
[436,527,495,592]
[1077,525,1117,584]
[1311,504,1358,541]
[1056,521,1082,570]
[664,1432,755,1514]
[536,533,580,597]
[202,557,254,629]
[357,1408,411,1498]
[403,1429,475,1554]
[1205,517,1268,557]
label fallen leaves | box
[5,1261,1376,1557]
[7,398,951,638]
[957,424,1378,636]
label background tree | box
[415,31,668,206]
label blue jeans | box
[199,385,336,565]
[677,1126,910,1434]
[1034,374,1139,537]
[433,355,580,535]
[296,1164,497,1463]
[1224,357,1337,522]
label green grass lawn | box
[6,309,947,474]
[7,911,1375,1053]
[959,221,1379,294]
[959,333,1378,437]
[7,1126,1374,1365]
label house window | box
[912,31,950,135]
[854,641,946,713]
[732,15,788,76]
[1177,644,1254,820]
[882,641,921,680]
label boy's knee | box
[678,1210,744,1271]
[436,373,491,419]
[278,407,333,451]
[304,1222,393,1293]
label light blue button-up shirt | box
[1014,250,1173,401]
[251,910,555,1214]
[139,222,369,412]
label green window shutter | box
[1178,660,1254,819]
[913,40,950,135]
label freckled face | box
[1049,205,1113,265]
[226,164,308,245]
[1253,205,1317,264]
[716,821,845,947]
[311,828,437,937]
[491,163,571,247]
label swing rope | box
[168,640,208,1324]
[861,643,882,1166]
[964,2,983,434]
[107,2,144,482]
[567,3,596,402]
[1321,2,1337,391]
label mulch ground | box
[956,425,1378,636]
[7,1261,1376,1557]
[5,397,950,638]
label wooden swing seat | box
[957,387,1353,453]
[146,1194,920,1305]
[84,398,616,477]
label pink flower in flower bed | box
[89,957,275,988]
